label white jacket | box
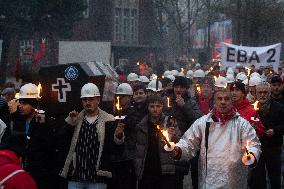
[176,112,261,189]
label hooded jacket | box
[0,150,38,189]
[176,112,261,189]
[235,99,265,138]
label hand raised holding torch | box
[242,141,256,166]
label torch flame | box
[246,141,249,149]
[218,61,221,66]
[181,67,184,73]
[116,96,122,111]
[166,97,171,108]
[162,129,170,142]
[196,84,201,94]
[252,101,260,111]
[208,67,213,72]
[37,83,42,99]
[15,93,19,99]
[137,62,140,66]
[245,67,251,77]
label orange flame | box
[162,129,170,142]
[116,96,122,111]
[37,83,42,99]
[245,67,251,77]
[252,101,260,111]
[166,97,171,108]
[196,84,201,94]
[181,67,184,73]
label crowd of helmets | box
[120,62,282,101]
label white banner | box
[221,42,281,71]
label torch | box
[36,83,43,113]
[245,67,252,85]
[115,96,125,120]
[251,101,260,122]
[242,141,255,166]
[195,84,201,95]
[156,125,175,151]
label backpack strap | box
[0,169,25,185]
[205,121,210,176]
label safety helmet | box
[248,76,262,87]
[127,73,140,82]
[146,80,163,92]
[236,72,248,81]
[226,74,235,83]
[163,70,172,77]
[171,70,179,76]
[186,70,194,79]
[195,63,201,68]
[242,79,248,86]
[226,67,234,75]
[251,72,261,78]
[19,83,38,99]
[166,75,175,82]
[116,83,133,95]
[193,69,205,78]
[81,83,100,98]
[236,63,243,68]
[150,74,158,81]
[215,76,228,88]
[139,76,150,83]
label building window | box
[114,7,138,44]
[19,40,34,56]
[83,0,90,18]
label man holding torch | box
[171,88,261,188]
[249,82,284,189]
[135,95,186,189]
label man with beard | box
[249,82,284,189]
[60,83,114,189]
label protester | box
[0,134,38,189]
[270,75,284,105]
[171,88,261,188]
[231,81,265,137]
[249,82,284,189]
[60,83,114,189]
[135,95,186,189]
[11,83,58,189]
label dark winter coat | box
[135,114,189,180]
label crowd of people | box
[0,61,283,189]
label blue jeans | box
[68,181,107,189]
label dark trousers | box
[249,146,282,189]
[110,160,136,189]
[138,175,184,189]
[190,152,199,189]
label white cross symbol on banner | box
[51,78,71,102]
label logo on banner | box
[51,78,71,102]
[65,66,79,80]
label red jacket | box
[235,99,265,138]
[0,150,38,189]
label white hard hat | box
[226,74,235,83]
[81,83,100,98]
[195,63,201,68]
[236,63,243,68]
[147,80,163,92]
[193,69,205,78]
[139,76,150,83]
[163,70,172,77]
[215,76,228,88]
[248,76,262,87]
[178,72,185,77]
[186,70,194,78]
[236,72,248,81]
[166,75,175,82]
[205,71,209,75]
[251,72,261,78]
[226,67,234,75]
[19,83,38,99]
[150,74,158,81]
[127,73,140,82]
[116,83,133,95]
[171,70,179,76]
